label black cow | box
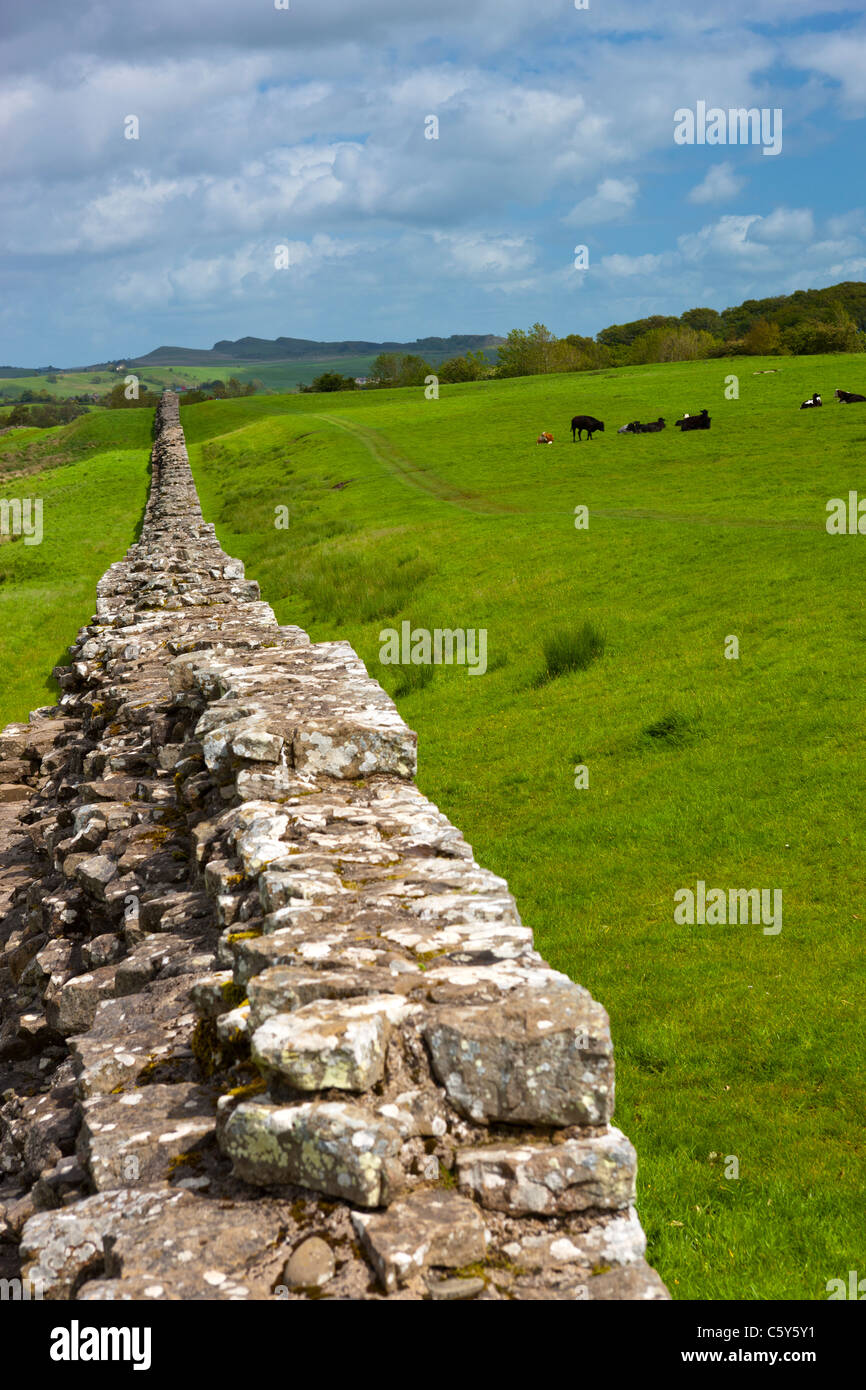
[835,388,866,403]
[618,417,665,434]
[800,392,822,409]
[675,409,710,431]
[571,415,605,441]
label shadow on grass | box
[640,709,703,748]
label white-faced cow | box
[675,408,711,431]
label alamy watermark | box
[0,497,43,546]
[826,1270,866,1299]
[379,621,487,675]
[674,103,782,157]
[674,880,782,935]
[0,1275,44,1300]
[826,493,866,533]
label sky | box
[2,0,866,365]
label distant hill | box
[131,333,504,366]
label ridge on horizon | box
[130,332,505,367]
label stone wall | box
[0,393,668,1301]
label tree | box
[309,371,357,392]
[496,323,559,377]
[395,355,432,386]
[741,318,784,355]
[781,317,863,355]
[371,353,399,384]
[102,382,161,409]
[597,315,680,349]
[626,325,715,365]
[680,307,723,336]
[438,350,489,383]
[562,335,613,370]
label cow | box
[536,431,554,444]
[571,415,605,441]
[618,418,665,434]
[800,392,822,408]
[834,389,866,404]
[675,409,711,431]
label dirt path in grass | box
[315,414,824,531]
[314,412,514,515]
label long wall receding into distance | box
[0,393,668,1301]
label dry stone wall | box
[0,393,668,1301]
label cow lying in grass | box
[618,418,666,434]
[675,409,710,431]
[835,389,866,403]
[571,415,605,441]
[536,431,554,444]
[800,392,822,408]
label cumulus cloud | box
[1,0,864,361]
[786,29,866,113]
[565,178,639,226]
[687,162,745,204]
[430,231,536,282]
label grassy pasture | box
[0,355,863,1299]
[178,354,866,1300]
[0,409,151,723]
[0,349,477,402]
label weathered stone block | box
[221,1098,403,1206]
[423,980,614,1126]
[352,1189,486,1292]
[251,994,416,1091]
[456,1127,636,1215]
[78,1083,215,1190]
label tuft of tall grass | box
[641,709,701,747]
[291,545,433,624]
[392,662,436,698]
[538,620,605,682]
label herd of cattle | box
[560,410,711,442]
[534,387,866,443]
[800,388,866,408]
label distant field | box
[0,349,487,402]
[1,356,864,1300]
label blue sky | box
[2,0,865,365]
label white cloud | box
[749,207,815,243]
[2,0,865,363]
[687,162,745,204]
[565,178,639,226]
[430,231,536,279]
[601,252,665,278]
[786,30,866,113]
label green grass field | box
[0,409,151,721]
[0,349,480,402]
[2,355,864,1299]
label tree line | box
[314,280,866,391]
